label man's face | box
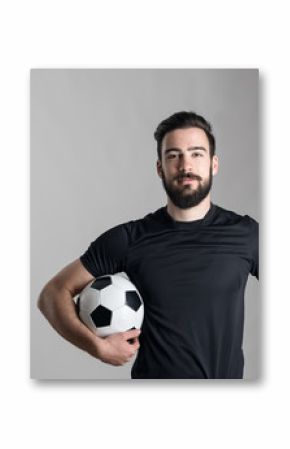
[157,127,218,209]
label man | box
[38,111,259,379]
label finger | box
[128,339,140,352]
[123,328,141,340]
[132,338,140,348]
[127,336,140,345]
[127,350,137,361]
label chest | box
[125,230,250,311]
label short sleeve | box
[247,216,259,279]
[79,223,131,278]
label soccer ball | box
[76,272,144,337]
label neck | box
[166,195,211,222]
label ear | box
[212,155,219,176]
[156,159,163,179]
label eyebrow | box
[164,146,207,155]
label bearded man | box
[38,111,259,379]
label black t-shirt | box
[80,203,259,379]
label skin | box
[38,126,218,366]
[38,259,141,366]
[157,127,219,221]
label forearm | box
[37,283,104,359]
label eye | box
[192,153,203,157]
[167,154,177,159]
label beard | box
[161,165,213,209]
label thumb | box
[123,328,141,340]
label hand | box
[96,329,141,366]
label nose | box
[178,153,193,173]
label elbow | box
[37,282,53,316]
[37,287,47,315]
[37,290,45,313]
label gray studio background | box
[30,69,260,380]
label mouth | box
[179,178,195,185]
[177,177,199,185]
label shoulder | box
[212,204,259,230]
[115,208,165,242]
[87,207,162,242]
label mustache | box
[176,173,202,181]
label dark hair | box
[154,111,216,160]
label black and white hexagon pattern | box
[77,272,144,337]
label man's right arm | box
[37,258,140,366]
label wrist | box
[87,334,106,359]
